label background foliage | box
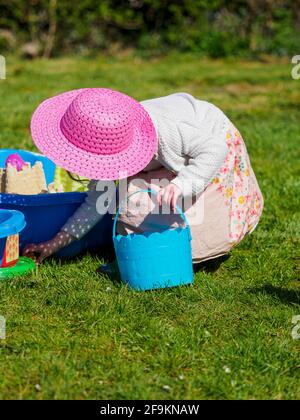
[0,0,299,58]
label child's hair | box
[67,171,89,185]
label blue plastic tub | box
[113,190,194,291]
[0,149,113,257]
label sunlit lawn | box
[0,53,299,399]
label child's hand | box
[23,242,56,265]
[157,183,182,211]
[22,231,74,265]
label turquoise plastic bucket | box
[113,189,194,291]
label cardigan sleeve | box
[171,130,228,197]
[142,93,230,198]
[61,180,116,239]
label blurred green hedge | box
[0,0,299,57]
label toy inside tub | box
[0,209,36,279]
[0,149,113,258]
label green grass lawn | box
[0,53,299,400]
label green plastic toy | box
[0,256,36,280]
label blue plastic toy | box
[113,189,194,291]
[0,209,36,279]
[0,149,113,258]
[0,209,26,266]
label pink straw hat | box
[31,88,157,180]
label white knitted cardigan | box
[63,92,230,239]
[142,92,229,196]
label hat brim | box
[30,89,158,181]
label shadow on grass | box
[247,284,300,306]
[193,254,231,273]
[54,244,115,266]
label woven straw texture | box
[31,88,157,180]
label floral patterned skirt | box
[117,123,264,262]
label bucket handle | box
[113,189,192,241]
